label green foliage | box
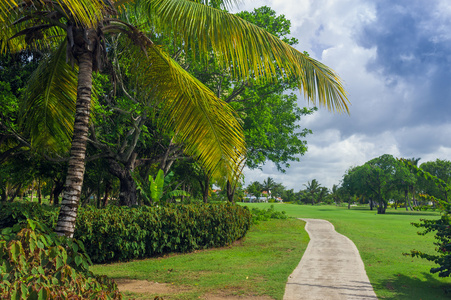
[0,202,252,264]
[408,213,451,279]
[75,203,252,263]
[342,154,414,214]
[0,219,121,299]
[418,159,451,201]
[135,169,190,205]
[0,202,57,229]
[249,205,287,223]
[402,160,451,282]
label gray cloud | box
[236,0,451,190]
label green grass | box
[240,203,451,300]
[91,218,309,299]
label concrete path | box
[283,219,378,300]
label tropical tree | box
[330,184,341,205]
[419,159,451,202]
[304,179,321,205]
[343,154,411,214]
[247,181,264,201]
[1,0,349,237]
[400,157,420,210]
[263,177,276,196]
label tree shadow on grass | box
[374,272,451,300]
[385,211,441,217]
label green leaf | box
[55,256,64,269]
[75,255,83,267]
[9,241,23,263]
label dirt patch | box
[115,278,189,295]
[114,279,272,299]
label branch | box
[225,82,247,103]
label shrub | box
[249,205,287,224]
[402,159,451,287]
[0,202,252,264]
[75,203,252,263]
[0,219,121,299]
[0,202,57,229]
[407,206,451,279]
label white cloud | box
[238,0,451,192]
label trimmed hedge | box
[0,203,252,263]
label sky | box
[233,0,451,191]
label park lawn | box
[241,203,451,300]
[91,218,308,299]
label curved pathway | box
[283,219,378,300]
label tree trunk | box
[55,31,96,237]
[30,181,34,202]
[8,183,22,202]
[1,188,7,202]
[50,181,54,204]
[37,178,42,204]
[108,158,138,207]
[181,183,186,202]
[377,200,387,214]
[119,175,137,206]
[202,175,210,203]
[52,180,64,206]
[226,180,235,203]
[101,180,111,207]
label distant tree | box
[263,177,276,196]
[342,154,411,214]
[317,186,329,204]
[402,157,420,210]
[419,159,451,202]
[330,184,341,205]
[247,181,264,200]
[271,183,286,199]
[304,179,321,205]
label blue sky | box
[233,0,451,190]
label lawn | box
[241,203,451,300]
[92,203,451,299]
[91,218,308,299]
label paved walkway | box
[283,219,378,300]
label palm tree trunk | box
[55,48,94,237]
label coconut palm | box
[304,179,321,205]
[1,0,349,237]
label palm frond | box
[0,0,108,28]
[0,4,67,53]
[121,35,246,181]
[137,0,349,112]
[20,40,78,153]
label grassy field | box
[241,203,451,300]
[92,203,451,299]
[91,218,309,299]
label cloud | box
[236,0,451,191]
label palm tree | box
[304,179,320,205]
[331,184,341,205]
[263,177,275,198]
[1,0,349,237]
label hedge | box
[0,202,252,263]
